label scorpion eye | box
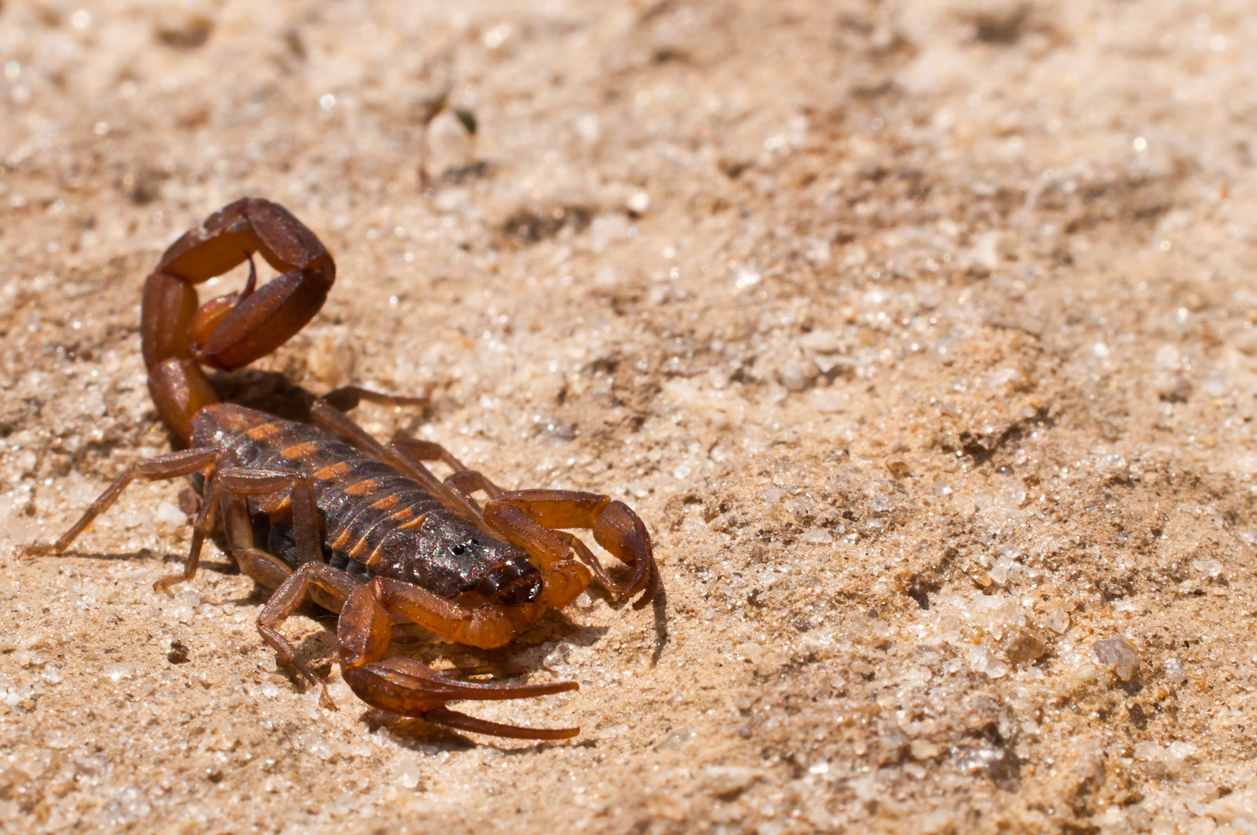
[451,539,474,556]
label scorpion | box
[30,198,658,740]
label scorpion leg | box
[255,562,357,708]
[193,468,338,702]
[484,490,658,609]
[153,467,323,594]
[216,495,351,705]
[231,545,296,593]
[318,385,430,415]
[217,493,302,592]
[389,435,505,505]
[336,577,580,740]
[27,447,223,558]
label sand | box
[2,1,1256,832]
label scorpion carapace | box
[31,198,659,741]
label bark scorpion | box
[30,198,659,740]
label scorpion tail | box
[141,198,336,445]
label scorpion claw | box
[421,707,580,741]
[340,656,579,740]
[629,561,659,610]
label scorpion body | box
[195,403,544,605]
[32,198,658,740]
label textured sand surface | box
[2,1,1256,832]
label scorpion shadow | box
[360,712,592,754]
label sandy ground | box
[2,1,1256,832]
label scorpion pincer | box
[29,198,659,740]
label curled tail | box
[140,198,336,443]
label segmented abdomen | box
[202,407,447,580]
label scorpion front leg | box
[251,562,357,708]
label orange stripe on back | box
[370,494,400,511]
[345,479,379,496]
[313,462,351,481]
[245,422,282,441]
[398,513,428,531]
[280,441,318,460]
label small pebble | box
[910,740,940,760]
[154,11,214,49]
[154,501,185,530]
[1093,637,1140,682]
[1003,628,1047,665]
[800,528,833,545]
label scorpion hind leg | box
[25,447,224,565]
